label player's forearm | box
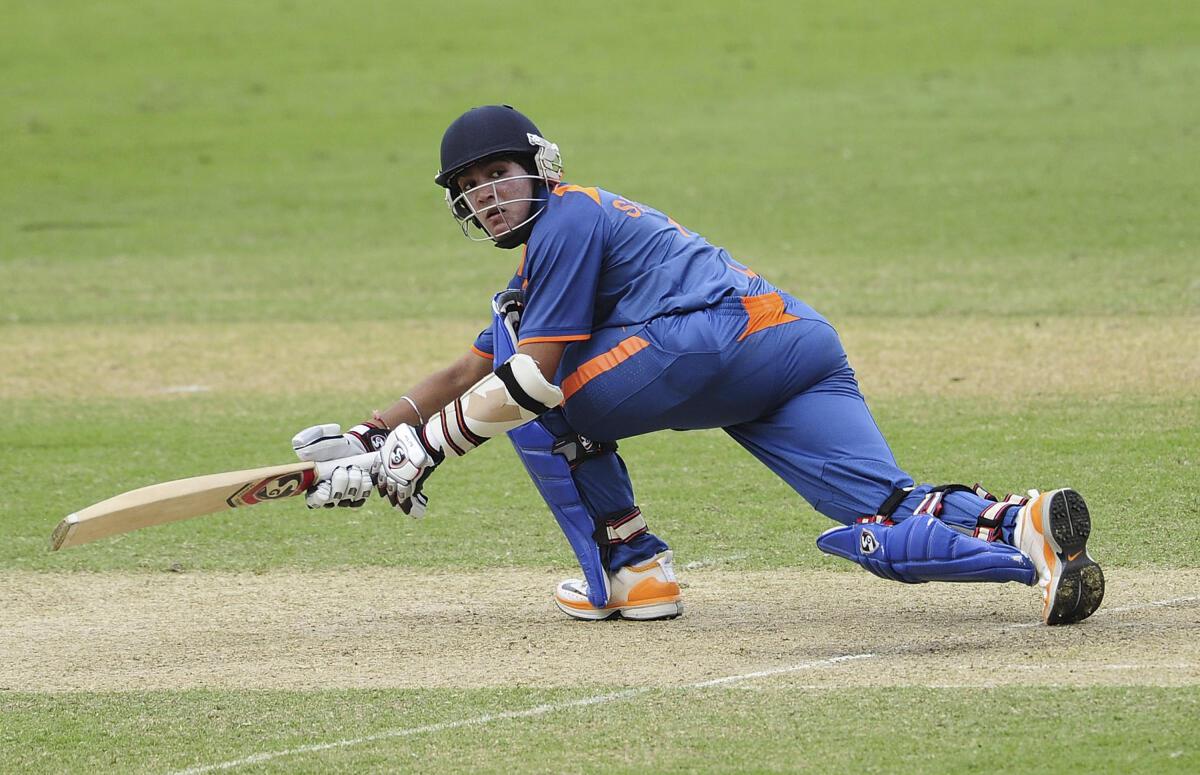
[373,351,563,513]
[370,352,490,430]
[418,353,563,459]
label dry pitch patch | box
[2,568,1196,693]
[5,314,1196,696]
[2,316,1197,401]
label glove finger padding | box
[306,479,335,509]
[328,466,351,500]
[330,465,373,502]
[306,465,374,509]
[380,487,428,518]
[348,466,373,501]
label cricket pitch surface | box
[2,568,1197,692]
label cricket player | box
[293,105,1104,626]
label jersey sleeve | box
[470,272,524,360]
[517,193,607,345]
[471,327,494,360]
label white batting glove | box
[305,465,375,509]
[293,422,388,509]
[375,424,442,517]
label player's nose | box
[471,183,495,206]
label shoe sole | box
[554,596,683,622]
[618,600,684,621]
[1043,489,1105,625]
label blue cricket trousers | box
[541,292,1016,570]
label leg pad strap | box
[595,507,648,545]
[865,482,1029,542]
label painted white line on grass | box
[168,653,876,775]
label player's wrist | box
[346,422,389,453]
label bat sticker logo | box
[227,471,315,507]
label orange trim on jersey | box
[552,183,601,206]
[517,333,592,346]
[516,244,527,279]
[470,345,494,361]
[738,292,800,341]
[561,335,651,401]
[725,259,758,278]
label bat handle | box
[314,451,381,480]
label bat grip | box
[314,451,381,480]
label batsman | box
[293,105,1104,626]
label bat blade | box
[50,462,317,550]
[50,452,378,550]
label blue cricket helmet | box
[434,105,562,191]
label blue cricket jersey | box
[473,183,779,357]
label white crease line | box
[1004,663,1197,672]
[1005,595,1199,629]
[169,594,1200,773]
[168,653,875,775]
[691,653,874,688]
[160,385,211,394]
[683,554,747,570]
[1096,595,1199,616]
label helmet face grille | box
[445,174,549,244]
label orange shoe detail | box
[1031,499,1057,576]
[626,577,681,604]
[625,556,665,574]
[554,550,683,621]
[1015,488,1104,625]
[554,594,613,611]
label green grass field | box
[2,1,1198,772]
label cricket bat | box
[49,452,379,551]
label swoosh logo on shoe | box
[1067,551,1082,561]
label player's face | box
[455,158,535,238]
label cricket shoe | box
[554,550,683,621]
[1013,488,1105,625]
